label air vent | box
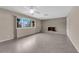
[44,14,48,16]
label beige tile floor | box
[0,33,77,53]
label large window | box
[17,17,35,28]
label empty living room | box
[0,6,79,53]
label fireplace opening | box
[48,27,56,32]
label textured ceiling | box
[0,6,73,20]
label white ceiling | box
[0,6,73,20]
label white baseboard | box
[0,38,13,43]
[67,35,79,52]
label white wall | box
[0,9,41,42]
[0,10,14,42]
[67,7,79,52]
[42,17,66,35]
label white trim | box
[0,38,13,43]
[67,34,79,52]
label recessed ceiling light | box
[30,9,34,14]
